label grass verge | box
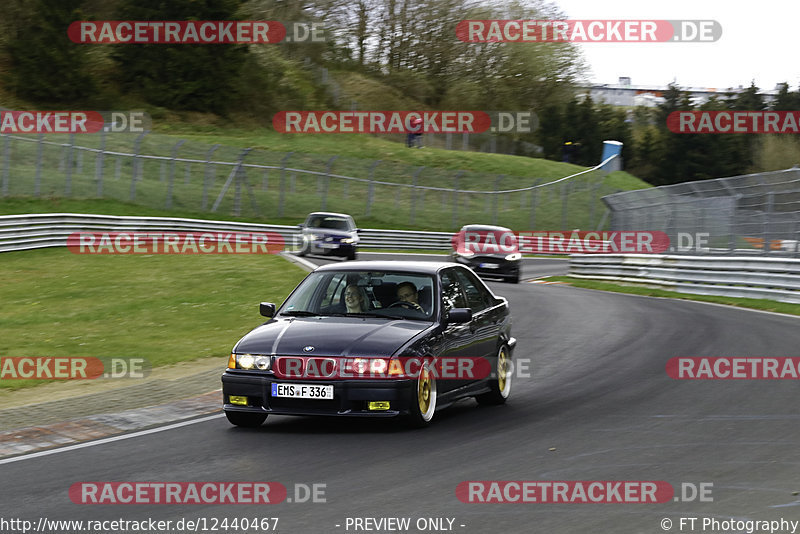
[0,248,308,390]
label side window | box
[440,269,467,312]
[320,273,347,308]
[454,269,492,312]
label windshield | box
[307,216,352,231]
[280,270,436,321]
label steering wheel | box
[389,301,422,311]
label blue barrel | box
[601,140,623,172]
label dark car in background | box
[451,224,522,283]
[297,212,359,260]
[221,261,516,428]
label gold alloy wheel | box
[417,367,436,421]
[498,346,511,398]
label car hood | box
[305,229,353,239]
[233,317,431,358]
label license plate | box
[480,263,499,269]
[271,383,333,400]
[320,243,338,249]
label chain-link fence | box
[603,167,800,256]
[0,130,621,231]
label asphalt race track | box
[3,254,800,533]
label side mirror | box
[296,224,304,229]
[446,308,472,324]
[259,302,276,318]
[355,228,362,234]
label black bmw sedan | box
[222,261,516,428]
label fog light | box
[229,395,248,406]
[368,401,391,411]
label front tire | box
[406,365,437,427]
[225,411,267,427]
[346,248,357,261]
[477,345,512,405]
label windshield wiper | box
[281,310,321,317]
[344,312,406,320]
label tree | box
[111,0,247,113]
[3,0,96,103]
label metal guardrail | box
[0,213,453,253]
[602,167,800,257]
[569,254,800,304]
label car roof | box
[460,224,512,232]
[314,260,459,274]
[306,212,354,219]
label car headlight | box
[505,253,522,261]
[307,234,318,241]
[229,354,271,370]
[456,250,475,258]
[341,237,355,244]
[346,358,389,375]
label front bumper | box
[452,255,520,279]
[221,371,414,418]
[307,240,357,256]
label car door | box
[438,268,479,393]
[453,267,499,384]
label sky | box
[548,0,800,91]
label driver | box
[396,282,424,312]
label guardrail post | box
[409,166,424,225]
[493,175,503,225]
[589,180,601,229]
[365,160,381,217]
[233,148,250,216]
[129,131,148,201]
[321,155,337,210]
[202,144,220,210]
[278,152,293,217]
[211,147,252,214]
[793,217,800,258]
[35,133,43,196]
[452,171,464,229]
[96,128,106,197]
[64,133,75,196]
[165,140,186,209]
[763,192,774,256]
[529,181,541,227]
[1,134,10,197]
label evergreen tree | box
[4,0,96,103]
[111,0,247,113]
